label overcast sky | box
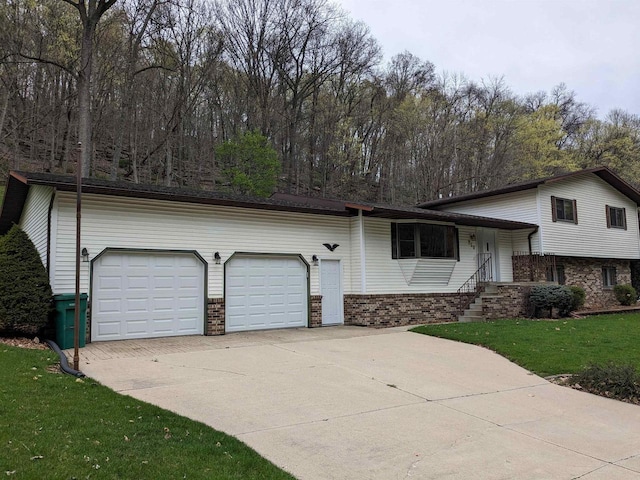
[337,0,640,118]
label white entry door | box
[476,228,499,281]
[91,251,205,341]
[320,259,343,325]
[225,255,308,332]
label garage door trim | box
[89,248,208,341]
[224,252,311,330]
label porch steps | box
[458,285,502,323]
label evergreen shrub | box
[613,284,637,306]
[0,225,53,334]
[528,284,573,317]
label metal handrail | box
[457,254,493,313]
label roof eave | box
[0,172,30,234]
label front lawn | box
[411,313,640,377]
[0,344,295,479]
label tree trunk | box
[77,22,96,177]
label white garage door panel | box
[92,252,205,341]
[225,256,308,332]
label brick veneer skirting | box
[555,257,631,309]
[207,296,323,335]
[482,283,531,319]
[310,295,322,327]
[512,256,632,309]
[207,298,225,335]
[343,293,473,327]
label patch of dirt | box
[546,374,640,406]
[0,336,49,350]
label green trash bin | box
[53,293,88,349]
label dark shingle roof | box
[418,167,640,208]
[0,171,537,234]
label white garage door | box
[225,255,308,332]
[91,251,205,341]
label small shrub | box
[528,284,573,317]
[569,362,640,400]
[613,284,637,306]
[0,225,53,334]
[568,285,586,311]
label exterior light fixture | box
[312,255,319,266]
[214,252,221,264]
[81,248,89,262]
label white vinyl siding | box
[439,189,539,222]
[539,174,640,258]
[497,230,514,282]
[349,217,363,293]
[439,189,540,251]
[363,217,514,294]
[51,192,351,296]
[19,185,53,268]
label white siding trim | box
[536,188,544,252]
[359,210,366,294]
[49,194,59,287]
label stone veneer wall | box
[343,293,473,327]
[482,284,531,319]
[512,256,632,309]
[555,257,631,309]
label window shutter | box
[623,207,627,230]
[572,199,578,224]
[391,223,398,259]
[606,205,611,228]
[551,196,557,222]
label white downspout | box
[536,189,544,253]
[359,209,366,294]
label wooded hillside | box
[1,0,639,204]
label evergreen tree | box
[0,226,53,335]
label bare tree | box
[60,0,118,176]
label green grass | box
[0,185,5,209]
[411,313,640,377]
[0,345,295,479]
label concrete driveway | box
[77,326,640,479]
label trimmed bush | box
[0,225,53,334]
[613,284,637,306]
[569,285,586,311]
[528,284,573,317]
[569,363,640,400]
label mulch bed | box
[0,336,49,350]
[546,374,640,406]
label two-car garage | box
[90,250,309,341]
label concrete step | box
[483,285,499,294]
[458,315,485,323]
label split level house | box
[0,166,638,343]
